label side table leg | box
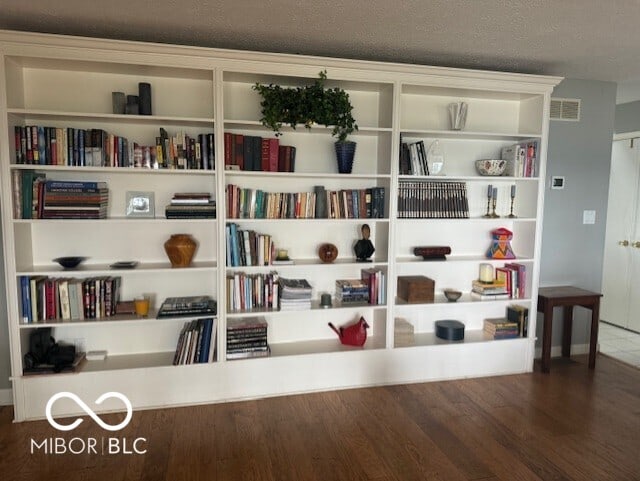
[589,299,600,369]
[542,304,553,373]
[562,306,573,358]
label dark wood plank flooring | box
[0,354,639,481]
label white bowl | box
[475,159,507,176]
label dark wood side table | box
[537,286,603,373]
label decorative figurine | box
[354,223,375,262]
[486,227,516,259]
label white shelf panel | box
[398,175,540,182]
[10,164,216,175]
[267,335,386,358]
[81,351,178,373]
[16,260,217,276]
[394,295,532,307]
[400,129,541,141]
[394,329,527,348]
[14,217,217,224]
[225,259,388,271]
[8,108,215,126]
[395,255,534,264]
[226,302,387,318]
[225,170,390,180]
[223,119,391,134]
[394,217,536,223]
[226,217,389,224]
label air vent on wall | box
[550,98,581,121]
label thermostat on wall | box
[551,176,565,189]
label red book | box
[234,134,244,169]
[267,138,279,171]
[278,145,287,172]
[224,132,232,167]
[261,139,270,171]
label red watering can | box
[328,317,369,346]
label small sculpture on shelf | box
[354,223,375,262]
[318,243,338,263]
[486,227,516,259]
[328,316,369,346]
[164,234,198,267]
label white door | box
[601,138,640,330]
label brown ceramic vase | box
[164,234,197,267]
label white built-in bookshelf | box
[0,30,560,421]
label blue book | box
[229,223,239,266]
[20,276,31,323]
[198,318,213,363]
[44,180,108,190]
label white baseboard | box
[535,343,590,359]
[0,388,13,406]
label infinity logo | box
[46,392,133,432]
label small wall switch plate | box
[551,176,565,189]
[583,210,596,224]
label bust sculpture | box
[354,223,375,262]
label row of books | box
[501,140,539,178]
[165,192,216,219]
[172,318,217,365]
[224,133,295,172]
[226,317,270,360]
[397,181,469,219]
[14,126,215,170]
[225,223,275,267]
[399,140,430,176]
[226,184,386,219]
[19,275,121,323]
[226,271,280,312]
[335,268,386,305]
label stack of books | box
[40,180,109,219]
[165,192,216,219]
[483,317,520,339]
[278,278,312,310]
[226,317,270,360]
[157,295,217,318]
[471,280,509,300]
[173,317,217,365]
[335,279,370,305]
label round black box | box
[435,320,465,341]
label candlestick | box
[492,187,498,199]
[479,263,494,283]
[484,184,492,218]
[508,184,517,218]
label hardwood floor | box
[1,354,639,481]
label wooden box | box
[397,275,435,303]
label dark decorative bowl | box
[443,289,462,302]
[53,256,87,269]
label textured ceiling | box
[0,0,638,91]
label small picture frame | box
[125,191,155,218]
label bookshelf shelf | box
[0,30,557,421]
[393,330,528,349]
[9,164,216,175]
[16,260,218,276]
[400,129,541,141]
[8,109,215,126]
[268,336,386,358]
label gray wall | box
[0,208,11,390]
[539,78,616,348]
[615,100,640,133]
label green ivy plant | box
[252,70,358,142]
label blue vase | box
[335,141,356,174]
